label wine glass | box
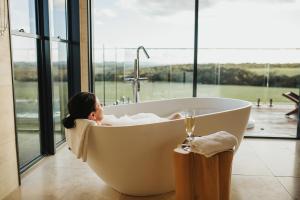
[184,110,195,151]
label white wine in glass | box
[184,111,195,150]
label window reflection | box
[50,42,68,144]
[10,0,36,33]
[49,0,67,39]
[11,36,40,167]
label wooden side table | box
[174,147,234,200]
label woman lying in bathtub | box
[62,92,182,128]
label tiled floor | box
[4,138,300,200]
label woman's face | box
[95,98,104,121]
[88,98,103,122]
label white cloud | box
[117,0,296,17]
[197,0,300,48]
[94,20,104,25]
[93,0,300,49]
[94,8,117,18]
[117,0,195,16]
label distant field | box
[14,81,299,106]
[13,81,298,133]
[93,81,299,105]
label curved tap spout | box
[137,46,150,59]
[136,46,150,80]
[132,46,150,103]
[126,46,150,103]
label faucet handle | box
[138,77,148,81]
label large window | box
[10,0,36,34]
[50,42,68,144]
[92,0,195,105]
[10,0,74,171]
[49,0,69,145]
[196,0,300,138]
[11,36,41,167]
[10,0,41,168]
[91,0,299,138]
[49,0,67,39]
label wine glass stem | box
[187,133,192,147]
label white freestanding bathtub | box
[79,97,251,196]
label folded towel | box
[65,119,96,162]
[190,131,238,157]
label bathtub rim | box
[99,97,252,128]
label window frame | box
[9,0,82,175]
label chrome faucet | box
[125,46,150,103]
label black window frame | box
[9,0,82,175]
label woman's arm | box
[101,122,112,126]
[168,112,183,120]
[95,120,112,126]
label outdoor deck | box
[245,104,298,138]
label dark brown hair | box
[62,92,96,129]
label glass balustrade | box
[94,48,299,102]
[93,47,299,137]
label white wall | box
[0,0,19,198]
[0,1,90,198]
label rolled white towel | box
[65,119,97,162]
[190,131,238,157]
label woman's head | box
[62,92,103,129]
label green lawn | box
[14,81,299,106]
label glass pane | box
[254,61,300,137]
[10,0,36,33]
[197,49,271,99]
[51,42,68,144]
[49,0,67,39]
[94,47,119,105]
[11,36,40,167]
[92,0,194,105]
[197,0,300,138]
[139,48,194,101]
[93,47,105,104]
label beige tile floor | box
[4,138,300,200]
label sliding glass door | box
[10,0,41,168]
